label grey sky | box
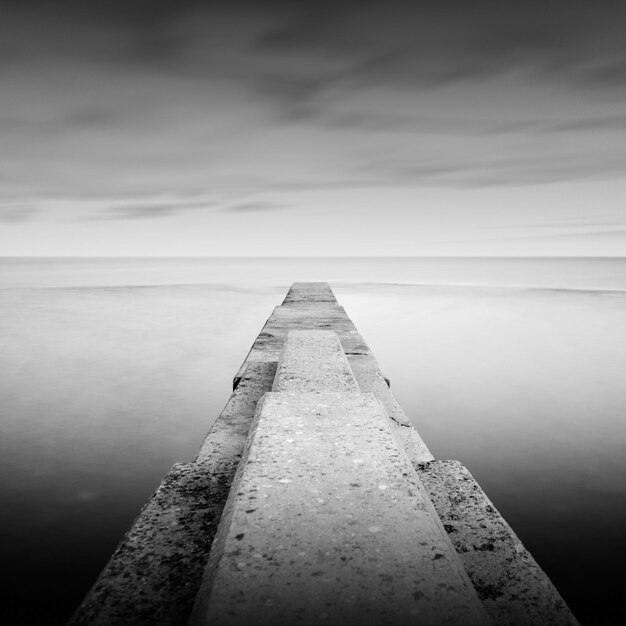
[1,0,625,255]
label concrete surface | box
[190,392,489,626]
[233,283,434,462]
[282,282,338,305]
[196,362,277,464]
[273,330,360,393]
[347,353,414,428]
[417,460,579,625]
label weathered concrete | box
[196,362,277,464]
[233,304,357,384]
[190,392,489,625]
[273,330,360,393]
[347,352,413,427]
[70,362,277,625]
[282,281,338,305]
[417,461,579,625]
[232,283,433,462]
[70,462,228,626]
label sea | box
[1,257,625,625]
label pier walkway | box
[71,283,578,625]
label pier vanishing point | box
[71,283,579,625]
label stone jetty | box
[71,283,579,625]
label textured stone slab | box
[273,330,360,393]
[190,393,489,625]
[282,282,338,305]
[198,362,277,463]
[69,463,225,626]
[348,354,410,425]
[417,460,580,625]
[235,286,433,459]
[232,304,355,389]
[71,362,277,626]
[347,355,433,461]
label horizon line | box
[1,255,625,261]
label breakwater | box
[71,283,578,624]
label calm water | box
[1,257,625,624]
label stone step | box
[189,392,490,625]
[417,460,580,626]
[273,330,360,393]
[232,304,357,389]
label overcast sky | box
[1,0,625,256]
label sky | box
[0,0,625,256]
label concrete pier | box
[71,283,579,625]
[191,331,488,624]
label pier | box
[71,283,578,625]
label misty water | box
[1,257,625,625]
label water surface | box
[1,257,624,624]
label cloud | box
[352,148,626,188]
[537,115,626,134]
[221,201,287,213]
[498,228,626,242]
[0,204,40,223]
[14,1,622,120]
[6,2,626,97]
[0,0,624,208]
[483,211,626,244]
[250,1,626,93]
[318,110,626,138]
[88,197,285,220]
[501,215,626,230]
[91,197,217,220]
